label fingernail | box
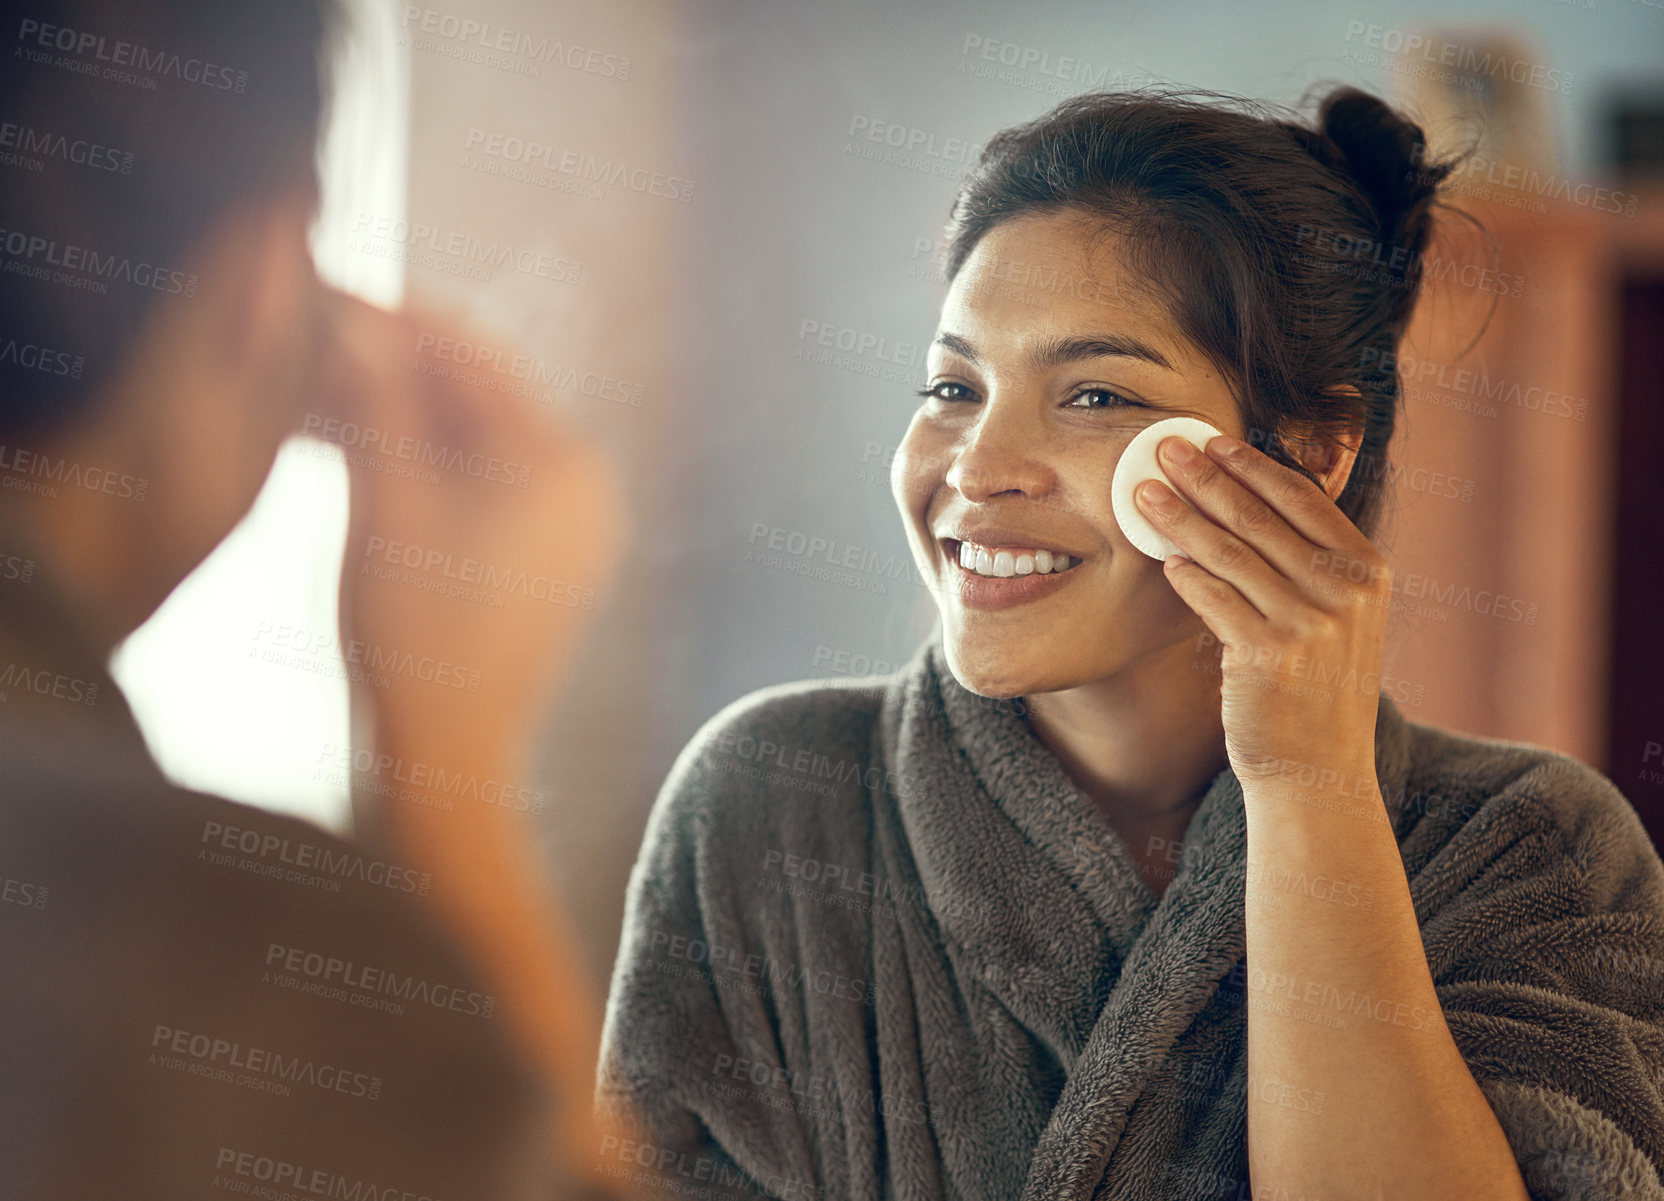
[1136,479,1173,509]
[1208,435,1247,460]
[1160,436,1199,465]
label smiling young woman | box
[600,87,1664,1201]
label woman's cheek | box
[890,419,945,513]
[1052,445,1133,550]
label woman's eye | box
[915,381,974,402]
[1067,387,1139,410]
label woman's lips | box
[941,537,1086,612]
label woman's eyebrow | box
[933,332,980,362]
[931,331,1176,372]
[1030,333,1175,372]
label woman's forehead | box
[937,215,1191,370]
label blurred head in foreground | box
[0,0,339,642]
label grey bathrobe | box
[598,633,1664,1200]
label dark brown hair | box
[943,85,1462,538]
[0,0,339,434]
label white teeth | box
[954,540,1078,579]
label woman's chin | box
[941,635,1063,700]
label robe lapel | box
[1020,761,1250,1199]
[887,636,1121,1065]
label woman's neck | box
[1022,635,1230,851]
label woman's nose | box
[944,401,1056,503]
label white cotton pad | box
[1110,417,1226,560]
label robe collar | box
[885,626,1417,1195]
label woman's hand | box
[1136,432,1535,1201]
[1131,432,1390,794]
[316,291,626,763]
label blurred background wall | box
[115,0,1664,997]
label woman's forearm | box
[1239,762,1530,1201]
[360,729,623,1183]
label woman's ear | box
[1290,429,1361,502]
[1281,388,1365,502]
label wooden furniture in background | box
[1382,181,1664,849]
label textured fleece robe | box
[598,632,1664,1201]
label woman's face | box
[892,209,1246,698]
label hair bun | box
[1317,86,1446,253]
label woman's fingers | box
[1136,432,1392,619]
[1199,434,1373,555]
[1133,467,1301,622]
[318,297,626,755]
[1154,542,1263,645]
